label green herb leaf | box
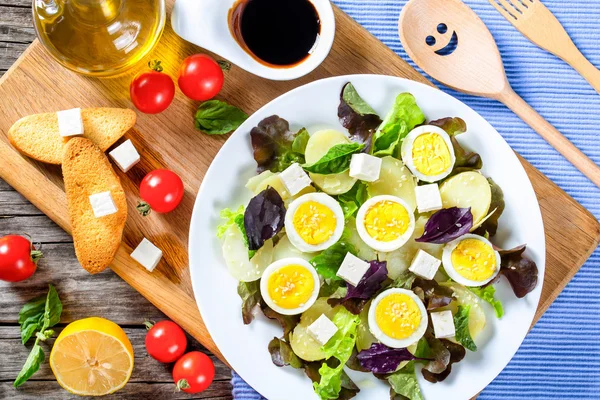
[412,337,433,359]
[336,181,368,219]
[13,344,45,388]
[43,284,62,329]
[469,286,504,318]
[310,231,358,280]
[18,296,45,345]
[454,305,477,351]
[194,100,248,135]
[303,143,364,174]
[387,361,424,400]
[389,271,417,290]
[292,128,310,155]
[342,82,378,116]
[217,206,256,259]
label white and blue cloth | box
[232,0,600,398]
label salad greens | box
[194,100,248,135]
[217,81,540,400]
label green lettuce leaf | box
[217,206,256,259]
[194,100,248,135]
[303,143,364,174]
[336,181,369,219]
[310,231,358,280]
[371,93,425,156]
[454,305,477,351]
[292,128,310,155]
[469,285,504,318]
[387,361,424,400]
[388,271,417,290]
[338,83,382,153]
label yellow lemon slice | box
[50,317,134,396]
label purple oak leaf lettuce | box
[244,187,286,251]
[415,207,473,244]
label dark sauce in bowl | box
[229,0,321,68]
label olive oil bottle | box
[33,0,166,77]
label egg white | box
[260,258,321,315]
[285,192,345,253]
[400,125,456,183]
[442,234,501,287]
[356,195,415,252]
[368,288,428,348]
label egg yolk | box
[292,201,337,245]
[267,265,315,309]
[364,201,410,242]
[451,239,497,281]
[375,293,422,339]
[411,133,452,176]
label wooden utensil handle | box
[498,88,600,188]
[559,44,600,95]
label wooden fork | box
[489,0,600,94]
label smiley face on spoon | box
[426,23,459,56]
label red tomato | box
[178,54,224,101]
[0,235,42,282]
[173,351,215,393]
[145,320,187,363]
[130,61,175,114]
[137,169,184,215]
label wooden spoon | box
[399,0,600,187]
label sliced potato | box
[439,171,491,227]
[345,218,378,262]
[246,171,290,199]
[290,298,340,361]
[305,129,357,195]
[439,282,486,340]
[273,236,312,262]
[367,156,417,211]
[357,302,377,352]
[221,225,273,282]
[246,170,275,193]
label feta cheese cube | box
[415,183,443,213]
[88,191,118,218]
[307,314,339,345]
[131,238,163,272]
[431,310,455,339]
[109,139,141,172]
[279,163,312,196]
[336,252,370,286]
[408,249,441,280]
[57,108,84,137]
[349,153,382,182]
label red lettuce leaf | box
[415,207,473,244]
[412,278,454,310]
[250,115,306,173]
[244,187,286,251]
[357,343,421,374]
[338,82,382,153]
[268,337,303,368]
[237,281,261,324]
[261,303,300,340]
[429,117,467,136]
[474,178,505,237]
[421,331,465,383]
[499,245,538,298]
[328,261,388,314]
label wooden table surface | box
[0,2,233,399]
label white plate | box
[189,75,546,400]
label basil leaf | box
[291,128,310,155]
[342,82,378,116]
[469,286,504,318]
[19,296,45,345]
[194,100,248,135]
[309,232,357,280]
[336,181,368,219]
[387,361,424,400]
[454,305,477,351]
[13,344,45,388]
[303,143,364,174]
[44,284,62,329]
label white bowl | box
[171,0,335,81]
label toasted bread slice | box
[9,108,136,164]
[63,138,128,274]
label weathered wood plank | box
[0,243,166,324]
[0,189,44,215]
[0,42,28,70]
[0,326,232,383]
[0,6,34,43]
[0,0,29,7]
[0,179,14,191]
[0,215,72,242]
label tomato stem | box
[217,60,232,71]
[175,379,190,392]
[148,60,164,72]
[143,319,155,330]
[136,201,152,217]
[30,249,43,264]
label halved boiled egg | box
[260,258,320,315]
[285,193,345,253]
[368,288,428,348]
[356,195,415,252]
[400,125,456,182]
[442,234,501,287]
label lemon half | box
[50,317,134,396]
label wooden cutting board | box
[0,0,599,372]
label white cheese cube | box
[279,163,312,196]
[431,310,455,339]
[88,191,118,218]
[336,252,370,286]
[57,108,84,137]
[349,153,382,182]
[415,183,443,213]
[131,238,163,272]
[307,314,339,346]
[408,249,441,280]
[109,139,141,172]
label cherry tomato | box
[173,351,215,393]
[178,54,224,101]
[0,235,42,282]
[137,169,184,215]
[130,60,175,114]
[145,320,187,363]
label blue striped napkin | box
[232,0,600,398]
